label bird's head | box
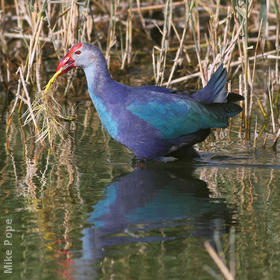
[56,43,83,75]
[56,43,106,75]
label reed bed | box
[0,0,279,150]
[1,3,280,279]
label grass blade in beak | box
[43,67,63,95]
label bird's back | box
[88,64,243,159]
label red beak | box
[56,54,76,75]
[56,43,83,75]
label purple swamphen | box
[56,43,243,160]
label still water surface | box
[1,100,280,280]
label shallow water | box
[1,100,280,280]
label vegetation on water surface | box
[0,0,280,149]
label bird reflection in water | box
[76,162,235,265]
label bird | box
[56,43,243,160]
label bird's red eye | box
[75,50,81,55]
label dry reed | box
[0,0,279,150]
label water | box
[1,100,280,280]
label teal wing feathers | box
[126,94,230,139]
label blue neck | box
[83,64,118,139]
[84,64,111,97]
[84,65,97,95]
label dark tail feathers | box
[226,92,244,103]
[192,64,244,104]
[205,103,243,123]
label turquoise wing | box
[127,97,219,139]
